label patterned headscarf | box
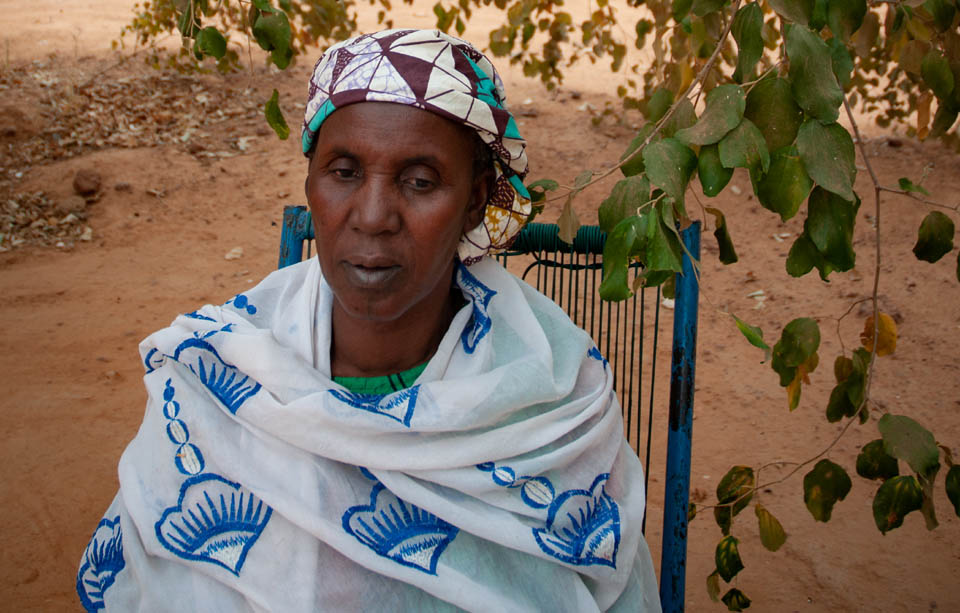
[302,29,531,263]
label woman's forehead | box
[314,102,475,157]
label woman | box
[77,29,661,611]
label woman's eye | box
[331,167,357,179]
[407,177,434,190]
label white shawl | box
[77,257,661,612]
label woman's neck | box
[329,289,461,378]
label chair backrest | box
[279,205,700,612]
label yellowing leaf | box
[860,312,897,356]
[755,503,787,551]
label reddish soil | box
[2,3,959,611]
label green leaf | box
[705,207,738,264]
[721,588,752,612]
[913,211,955,263]
[924,0,957,32]
[803,459,852,522]
[827,37,854,89]
[715,536,744,582]
[755,503,787,551]
[796,120,857,202]
[733,315,771,361]
[557,196,581,245]
[825,0,866,42]
[771,317,820,386]
[744,77,803,152]
[707,570,722,602]
[946,465,960,518]
[253,11,292,69]
[599,176,650,233]
[872,475,924,533]
[786,232,833,279]
[645,87,674,122]
[675,85,746,146]
[698,143,733,196]
[929,105,959,139]
[732,2,763,82]
[673,0,693,22]
[785,24,844,122]
[921,51,955,100]
[643,138,698,207]
[661,99,698,138]
[898,177,930,196]
[856,439,900,481]
[599,216,640,301]
[879,414,941,478]
[251,0,273,11]
[646,201,685,271]
[757,146,812,222]
[264,89,290,140]
[826,378,858,422]
[620,123,657,177]
[810,0,828,30]
[527,178,559,203]
[716,465,755,514]
[804,187,859,272]
[718,118,770,173]
[692,0,727,16]
[195,26,227,60]
[768,0,813,24]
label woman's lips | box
[341,261,401,288]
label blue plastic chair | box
[279,205,700,612]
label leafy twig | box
[542,0,743,204]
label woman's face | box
[305,102,487,323]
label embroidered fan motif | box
[329,385,420,427]
[533,474,620,568]
[155,473,272,576]
[342,482,459,575]
[77,516,125,612]
[478,463,619,567]
[456,262,496,353]
[171,337,261,414]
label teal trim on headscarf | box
[508,174,530,199]
[465,57,504,110]
[302,99,338,153]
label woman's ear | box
[464,167,493,231]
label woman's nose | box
[350,174,401,235]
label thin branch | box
[844,96,882,408]
[877,186,960,212]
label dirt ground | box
[2,2,959,611]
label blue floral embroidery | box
[225,294,257,315]
[343,482,458,575]
[533,473,620,568]
[456,263,496,353]
[588,346,609,368]
[155,473,272,576]
[476,462,556,509]
[171,337,260,414]
[329,385,420,427]
[77,516,125,612]
[161,379,205,475]
[143,348,163,374]
[184,310,216,322]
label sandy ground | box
[2,2,960,611]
